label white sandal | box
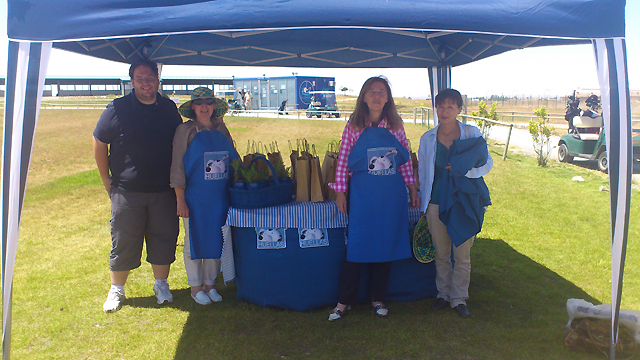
[328,305,351,321]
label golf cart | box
[557,115,609,171]
[558,94,640,172]
[305,91,340,118]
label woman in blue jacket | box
[417,88,492,318]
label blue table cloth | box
[226,200,435,311]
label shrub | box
[471,100,498,137]
[528,106,555,166]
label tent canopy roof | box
[7,0,626,68]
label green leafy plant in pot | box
[273,160,292,183]
[241,164,267,190]
[257,167,270,188]
[231,158,246,190]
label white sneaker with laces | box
[153,282,174,304]
[191,290,212,305]
[207,289,223,302]
[103,288,125,313]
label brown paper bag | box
[295,152,311,202]
[310,145,324,202]
[243,140,256,168]
[289,140,299,181]
[321,141,339,201]
[243,154,255,168]
[323,160,337,201]
[252,142,269,174]
[267,141,283,171]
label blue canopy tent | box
[3,0,631,358]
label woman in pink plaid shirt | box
[327,76,420,321]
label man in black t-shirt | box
[93,59,183,313]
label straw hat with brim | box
[213,97,230,118]
[179,87,215,118]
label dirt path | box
[486,124,640,188]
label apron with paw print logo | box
[346,127,411,263]
[183,130,239,259]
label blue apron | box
[346,127,411,263]
[183,130,239,259]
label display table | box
[226,201,436,311]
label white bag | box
[566,298,640,344]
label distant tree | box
[340,87,348,96]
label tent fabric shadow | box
[170,237,602,360]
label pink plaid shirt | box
[329,118,415,193]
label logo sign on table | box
[298,228,328,248]
[256,227,286,249]
[204,151,229,180]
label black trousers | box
[337,260,391,306]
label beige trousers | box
[426,204,474,307]
[183,218,221,287]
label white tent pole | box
[427,66,451,127]
[1,40,52,360]
[593,38,632,360]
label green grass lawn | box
[3,109,639,359]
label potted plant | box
[241,164,265,190]
[256,167,270,188]
[273,160,292,183]
[230,158,246,190]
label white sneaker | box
[191,291,212,305]
[103,288,125,313]
[153,282,174,304]
[207,289,223,302]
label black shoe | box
[455,304,471,318]
[431,298,449,310]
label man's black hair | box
[129,59,159,78]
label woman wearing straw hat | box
[170,87,239,305]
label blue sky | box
[1,2,637,99]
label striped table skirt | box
[226,200,421,228]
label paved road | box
[486,123,560,159]
[485,123,640,187]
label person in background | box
[417,88,492,318]
[278,99,288,115]
[93,59,182,313]
[327,76,420,321]
[171,87,238,305]
[244,90,253,111]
